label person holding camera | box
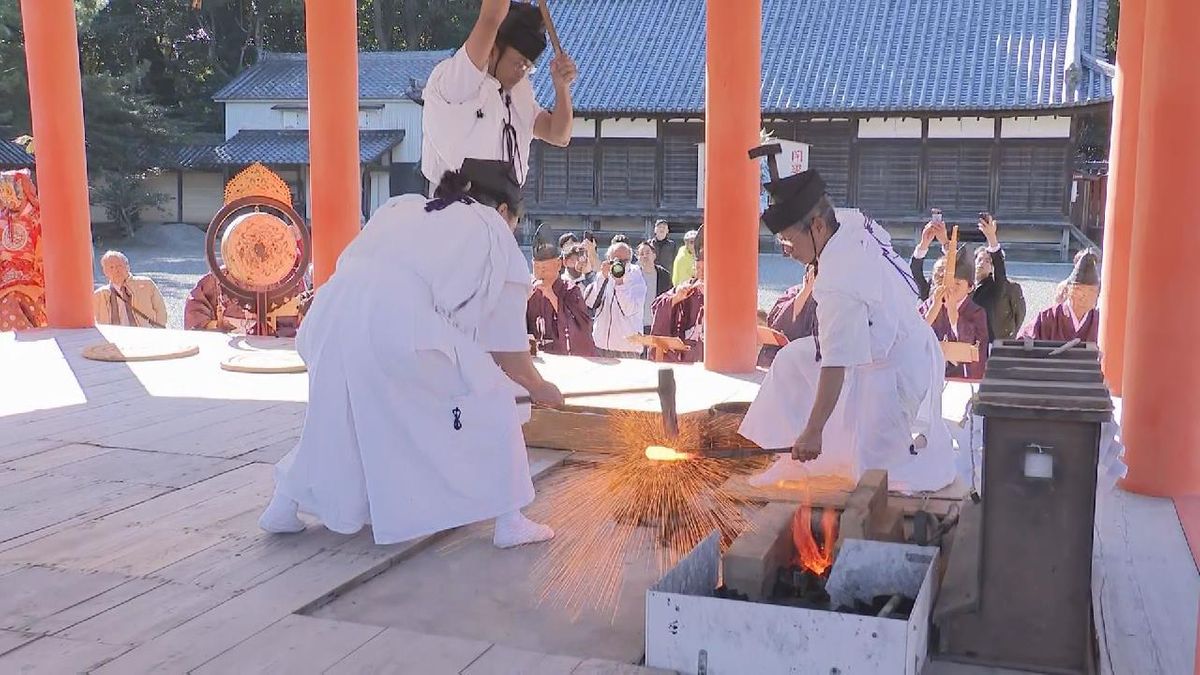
[583,241,647,358]
[911,211,1025,341]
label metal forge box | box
[934,340,1113,673]
[645,531,938,675]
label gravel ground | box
[94,224,1072,331]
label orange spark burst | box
[644,445,691,461]
[527,410,769,619]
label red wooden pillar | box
[20,0,94,327]
[1097,0,1146,396]
[1119,0,1200,497]
[304,0,361,287]
[703,0,762,373]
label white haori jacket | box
[274,194,535,544]
[421,48,542,187]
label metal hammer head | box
[657,368,679,439]
[749,142,784,184]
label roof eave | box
[570,100,1113,119]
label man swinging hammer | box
[421,0,577,188]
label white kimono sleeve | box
[428,49,487,105]
[815,290,873,368]
[510,77,545,122]
[479,280,533,353]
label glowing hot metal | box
[644,445,692,462]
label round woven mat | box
[220,351,306,374]
[82,341,200,362]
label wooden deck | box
[0,326,665,673]
[0,325,1194,674]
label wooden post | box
[1119,0,1200,497]
[304,0,361,287]
[703,0,761,373]
[1098,0,1146,395]
[20,0,94,327]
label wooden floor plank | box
[26,576,164,636]
[236,435,300,464]
[92,543,411,673]
[461,644,583,675]
[193,615,383,674]
[571,659,675,674]
[1,443,112,472]
[0,476,168,545]
[0,630,37,657]
[37,447,248,489]
[1174,496,1200,569]
[58,580,236,647]
[151,527,352,595]
[0,438,70,464]
[326,627,493,675]
[0,565,135,633]
[0,634,131,672]
[1093,490,1199,675]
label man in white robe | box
[739,169,956,493]
[259,159,565,548]
[422,0,577,187]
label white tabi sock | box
[493,510,554,549]
[258,492,306,534]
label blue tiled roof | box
[214,51,453,101]
[0,139,34,167]
[531,0,1114,114]
[178,130,405,168]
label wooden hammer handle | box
[516,385,659,405]
[536,0,563,55]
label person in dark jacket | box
[649,220,678,274]
[910,214,1025,341]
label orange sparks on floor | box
[527,410,769,619]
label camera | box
[583,231,596,243]
[610,259,626,279]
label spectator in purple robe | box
[650,259,705,363]
[1019,249,1101,342]
[919,253,990,380]
[527,239,596,356]
[758,261,818,367]
[184,269,306,337]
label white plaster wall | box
[224,102,280,138]
[180,172,226,225]
[571,118,596,138]
[1001,116,1072,139]
[857,117,922,138]
[367,171,391,217]
[928,118,995,139]
[224,100,423,155]
[600,118,657,138]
